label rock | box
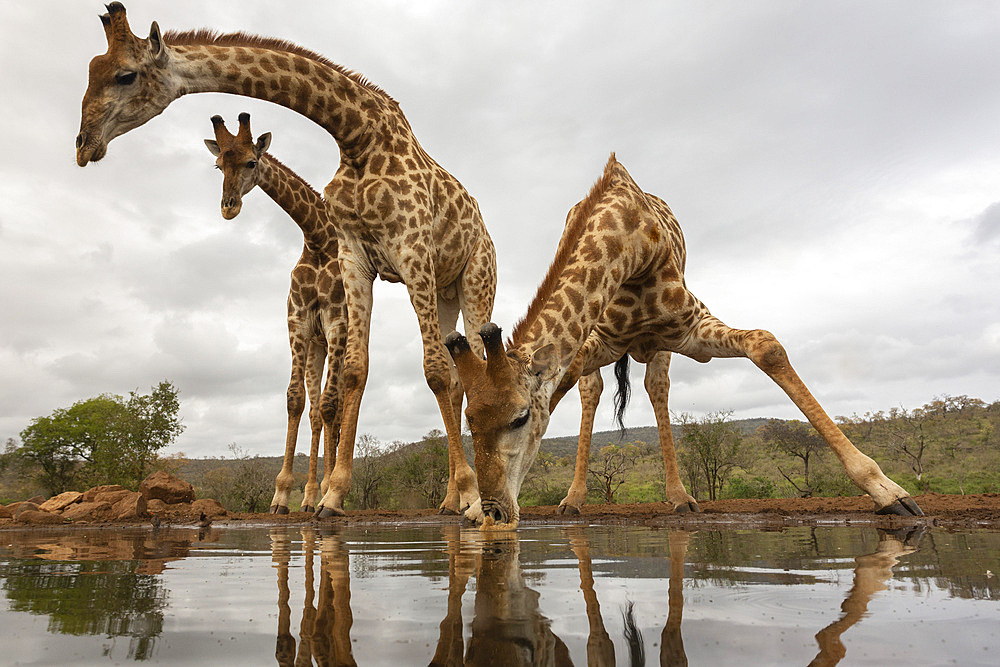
[94,489,134,506]
[0,504,12,519]
[147,499,168,513]
[61,500,114,522]
[39,491,84,513]
[82,485,127,502]
[14,509,64,525]
[139,471,194,504]
[191,498,228,518]
[112,492,148,520]
[25,495,46,505]
[12,502,42,519]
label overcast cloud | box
[1,1,998,459]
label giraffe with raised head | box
[445,154,922,530]
[204,112,345,514]
[76,3,496,519]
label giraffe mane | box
[510,153,619,346]
[162,29,398,105]
[262,152,324,203]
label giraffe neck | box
[517,240,632,366]
[257,155,334,255]
[164,38,407,159]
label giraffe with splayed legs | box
[204,113,345,514]
[77,3,495,519]
[445,154,922,530]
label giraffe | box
[204,112,345,514]
[76,3,496,518]
[445,154,923,530]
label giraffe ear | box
[530,343,560,381]
[254,132,272,156]
[204,139,221,157]
[147,21,167,66]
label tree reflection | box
[0,528,194,661]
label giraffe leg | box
[454,233,497,521]
[643,351,699,513]
[680,315,922,515]
[272,313,311,514]
[301,337,326,513]
[318,303,347,506]
[437,288,476,515]
[315,263,373,518]
[558,370,602,515]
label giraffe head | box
[204,113,272,220]
[445,324,560,531]
[76,3,172,166]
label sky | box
[1,1,999,460]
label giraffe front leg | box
[683,316,921,516]
[315,265,373,519]
[643,351,699,513]
[558,370,603,515]
[301,339,327,513]
[273,315,311,514]
[437,288,477,516]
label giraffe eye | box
[246,160,257,169]
[510,409,530,430]
[115,71,137,85]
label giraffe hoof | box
[315,506,345,519]
[438,506,461,516]
[674,501,701,514]
[274,505,289,515]
[301,505,314,514]
[268,505,280,514]
[557,504,581,516]
[875,497,924,516]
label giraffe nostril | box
[75,132,87,149]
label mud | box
[4,493,998,531]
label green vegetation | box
[3,390,997,509]
[6,381,183,497]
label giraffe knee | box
[319,393,338,424]
[286,387,306,417]
[746,330,789,375]
[341,362,366,393]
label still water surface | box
[1,523,998,665]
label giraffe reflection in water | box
[271,527,356,667]
[809,527,923,667]
[267,526,920,666]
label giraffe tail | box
[613,354,631,438]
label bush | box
[725,475,776,499]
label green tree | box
[352,433,389,509]
[18,381,184,493]
[758,419,825,497]
[588,442,641,503]
[677,411,747,501]
[201,443,274,512]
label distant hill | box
[174,417,778,483]
[538,417,773,459]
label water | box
[1,523,998,665]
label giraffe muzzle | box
[480,499,509,525]
[221,198,242,220]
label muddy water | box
[1,523,998,665]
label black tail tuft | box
[622,600,645,666]
[612,354,631,439]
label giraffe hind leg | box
[680,315,921,515]
[643,351,699,513]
